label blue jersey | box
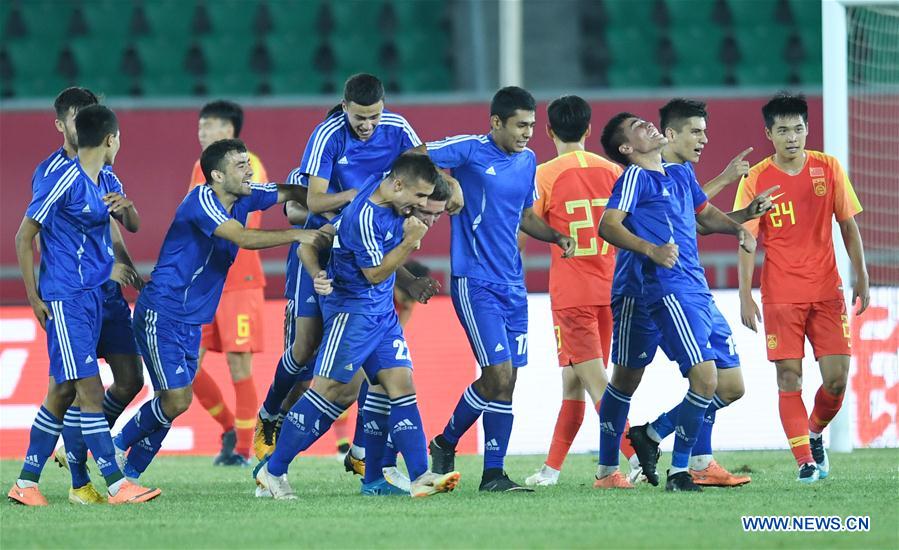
[26,160,119,300]
[323,179,405,315]
[426,134,537,284]
[32,147,71,192]
[283,168,306,300]
[139,184,279,325]
[607,163,710,303]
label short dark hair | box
[200,138,247,182]
[199,100,244,137]
[429,174,451,202]
[600,112,637,166]
[547,96,591,143]
[490,86,536,123]
[74,105,118,148]
[762,92,808,129]
[344,73,385,106]
[389,152,440,188]
[54,87,98,119]
[659,98,707,133]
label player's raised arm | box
[273,182,310,207]
[306,175,357,214]
[702,147,753,199]
[695,203,756,253]
[361,216,428,284]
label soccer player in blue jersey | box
[254,74,432,477]
[594,112,757,491]
[425,87,576,492]
[111,139,326,484]
[9,105,160,506]
[30,87,148,504]
[255,154,461,500]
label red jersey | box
[534,150,622,309]
[188,152,269,291]
[734,150,862,304]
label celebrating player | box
[189,101,269,466]
[9,105,159,505]
[735,93,868,483]
[596,113,755,491]
[519,96,641,488]
[111,139,325,484]
[426,86,576,492]
[254,154,460,499]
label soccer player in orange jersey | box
[188,101,269,466]
[735,93,869,483]
[517,96,639,488]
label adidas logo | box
[337,156,349,165]
[662,188,670,197]
[24,454,40,467]
[675,426,687,441]
[306,295,316,304]
[485,166,496,175]
[96,457,110,468]
[600,421,616,436]
[363,420,381,434]
[344,363,354,371]
[312,419,321,435]
[175,366,185,374]
[494,343,504,353]
[385,231,393,240]
[393,418,417,432]
[638,352,648,359]
[66,451,78,464]
[485,438,499,451]
[287,412,304,429]
[137,437,154,451]
[85,355,94,364]
[82,204,91,213]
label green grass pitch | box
[2,449,897,549]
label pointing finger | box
[733,147,753,161]
[758,185,781,199]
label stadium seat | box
[69,37,125,79]
[139,74,196,97]
[664,0,716,29]
[725,0,782,27]
[388,33,438,73]
[328,34,385,78]
[266,0,325,36]
[669,26,724,67]
[733,61,792,86]
[669,61,728,87]
[394,66,451,93]
[267,70,329,95]
[141,0,197,40]
[387,0,445,31]
[16,0,75,42]
[787,0,822,32]
[203,72,264,96]
[198,35,254,76]
[133,37,191,85]
[77,74,133,98]
[204,0,259,35]
[608,62,663,88]
[602,0,658,26]
[330,0,387,36]
[797,60,822,85]
[605,26,659,66]
[4,39,60,81]
[77,0,134,39]
[734,25,789,67]
[265,34,320,81]
[11,71,71,99]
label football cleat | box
[361,477,410,496]
[69,482,105,505]
[525,464,560,487]
[593,471,634,489]
[254,461,297,501]
[665,470,702,492]
[410,471,461,498]
[214,452,251,467]
[108,481,161,504]
[797,462,820,484]
[382,466,411,493]
[809,437,829,479]
[690,460,751,487]
[7,483,49,506]
[479,470,534,493]
[112,433,128,471]
[343,449,365,476]
[627,424,661,486]
[627,464,647,485]
[53,446,69,470]
[428,437,456,475]
[253,414,279,461]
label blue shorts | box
[451,277,528,368]
[649,292,741,376]
[283,299,313,382]
[96,280,138,358]
[314,309,412,384]
[133,301,201,391]
[294,269,323,319]
[610,295,666,369]
[46,287,103,383]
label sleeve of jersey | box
[830,157,863,221]
[425,136,477,169]
[286,167,308,187]
[533,168,551,218]
[351,206,386,269]
[25,166,76,224]
[191,188,232,237]
[394,115,422,148]
[103,169,125,196]
[732,174,760,237]
[247,183,280,211]
[300,121,339,181]
[606,168,642,214]
[688,172,709,213]
[522,156,537,210]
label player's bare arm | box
[696,185,779,235]
[214,219,327,250]
[298,223,335,296]
[306,175,357,214]
[103,191,139,232]
[598,208,678,268]
[838,216,870,315]
[695,203,757,253]
[702,147,753,200]
[274,183,310,207]
[14,217,51,328]
[520,207,575,257]
[109,221,144,290]
[396,266,440,304]
[285,200,308,226]
[361,216,428,284]
[737,247,760,332]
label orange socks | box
[545,400,585,470]
[809,386,844,435]
[778,391,813,465]
[233,376,258,459]
[193,368,234,433]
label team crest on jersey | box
[766,334,778,349]
[813,177,826,196]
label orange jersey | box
[534,150,622,309]
[189,151,269,291]
[734,150,862,304]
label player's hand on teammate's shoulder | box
[722,147,753,184]
[110,262,140,288]
[556,235,576,258]
[296,229,332,249]
[403,215,429,244]
[28,295,52,329]
[737,228,756,254]
[740,293,761,332]
[746,185,780,220]
[442,174,464,215]
[648,243,679,268]
[313,270,333,296]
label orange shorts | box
[201,288,265,353]
[762,299,850,361]
[552,305,612,366]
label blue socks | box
[361,391,390,484]
[62,407,91,488]
[388,394,428,480]
[598,384,632,467]
[671,390,712,472]
[268,389,344,476]
[80,411,124,485]
[650,394,729,457]
[102,392,128,428]
[19,406,63,482]
[125,425,171,476]
[442,385,488,446]
[262,351,305,417]
[118,397,172,450]
[482,401,513,471]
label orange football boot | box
[108,481,162,504]
[8,483,49,506]
[690,460,751,487]
[593,471,635,489]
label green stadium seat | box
[204,72,263,96]
[603,0,657,26]
[266,34,320,75]
[142,0,197,41]
[605,26,659,65]
[390,33,437,72]
[733,61,792,86]
[388,0,444,30]
[133,37,190,82]
[77,74,133,97]
[267,0,324,36]
[12,71,71,98]
[787,0,821,32]
[331,0,386,35]
[69,36,125,80]
[726,0,782,27]
[607,62,663,88]
[797,60,822,85]
[669,61,728,87]
[329,34,385,78]
[139,74,195,96]
[669,26,723,66]
[267,70,329,95]
[78,0,134,39]
[17,0,75,41]
[198,35,253,76]
[5,39,61,80]
[664,0,716,28]
[394,66,451,93]
[205,0,258,35]
[734,25,789,66]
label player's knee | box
[161,389,193,418]
[46,381,77,412]
[823,377,847,396]
[776,366,802,392]
[609,365,642,395]
[716,374,745,403]
[688,363,718,397]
